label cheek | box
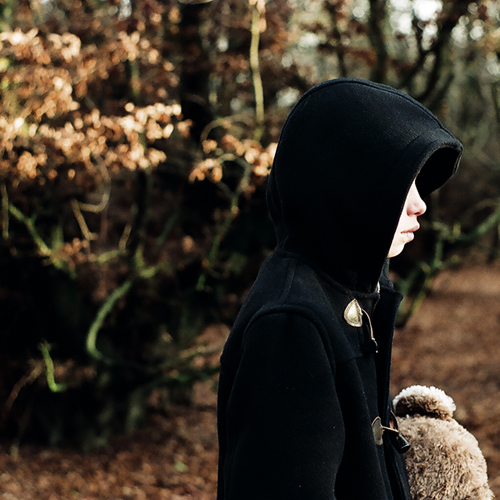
[394,213,408,234]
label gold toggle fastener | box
[372,416,401,445]
[372,415,411,452]
[372,416,385,445]
[344,299,363,327]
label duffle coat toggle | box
[372,413,411,453]
[344,298,379,353]
[344,299,363,327]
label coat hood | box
[267,78,463,293]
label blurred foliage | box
[1,0,500,447]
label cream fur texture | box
[394,385,494,500]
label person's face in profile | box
[388,179,427,258]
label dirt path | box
[392,264,500,497]
[1,264,500,498]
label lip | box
[403,224,420,234]
[401,224,419,241]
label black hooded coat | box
[217,79,463,499]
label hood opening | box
[266,78,463,293]
[417,147,462,198]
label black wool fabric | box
[217,79,463,500]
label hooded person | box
[216,78,463,500]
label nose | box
[407,183,427,217]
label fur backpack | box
[394,385,494,500]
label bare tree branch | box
[368,0,388,82]
[399,1,473,103]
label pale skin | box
[387,179,427,258]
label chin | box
[388,244,405,259]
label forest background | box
[1,0,500,453]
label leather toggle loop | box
[363,338,379,354]
[344,299,378,354]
